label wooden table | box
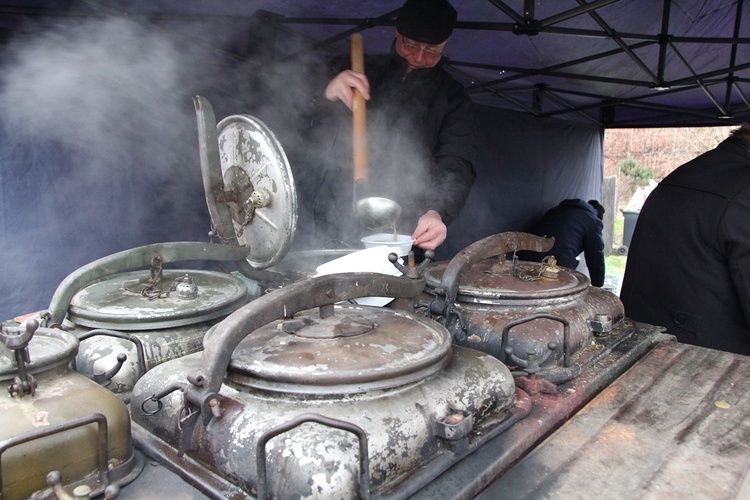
[478,341,750,499]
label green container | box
[0,324,141,499]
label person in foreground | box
[317,0,479,254]
[523,199,606,286]
[620,122,750,355]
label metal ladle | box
[350,33,402,231]
[356,197,402,230]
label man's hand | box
[412,210,447,250]
[324,70,370,111]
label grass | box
[603,212,628,292]
[613,215,624,248]
[606,255,627,279]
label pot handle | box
[351,33,368,183]
[431,232,554,314]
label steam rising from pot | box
[0,11,435,320]
[0,15,223,319]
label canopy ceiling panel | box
[1,0,748,127]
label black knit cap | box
[396,0,458,45]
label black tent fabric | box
[2,0,746,127]
[442,106,603,258]
[0,102,600,321]
[0,1,745,319]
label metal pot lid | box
[226,305,453,395]
[425,258,590,303]
[68,269,249,330]
[215,115,298,269]
[0,327,78,381]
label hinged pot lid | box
[195,96,297,270]
[68,269,249,330]
[226,305,453,395]
[216,115,297,268]
[426,258,589,303]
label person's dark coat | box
[294,43,479,249]
[620,136,750,355]
[524,199,606,286]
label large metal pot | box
[130,272,522,499]
[0,320,142,499]
[417,232,631,384]
[34,242,256,397]
[29,98,301,397]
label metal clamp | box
[1,319,39,398]
[388,249,434,279]
[141,382,188,416]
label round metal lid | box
[68,269,249,330]
[216,115,298,269]
[425,258,590,304]
[226,305,453,395]
[0,327,78,381]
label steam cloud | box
[0,14,231,319]
[0,10,436,320]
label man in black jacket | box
[313,0,479,253]
[620,122,750,355]
[523,199,606,287]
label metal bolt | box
[73,485,92,498]
[209,398,222,418]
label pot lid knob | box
[175,275,199,300]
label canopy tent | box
[0,0,747,319]
[2,0,748,127]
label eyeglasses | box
[399,35,444,58]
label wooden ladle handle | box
[351,33,367,182]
